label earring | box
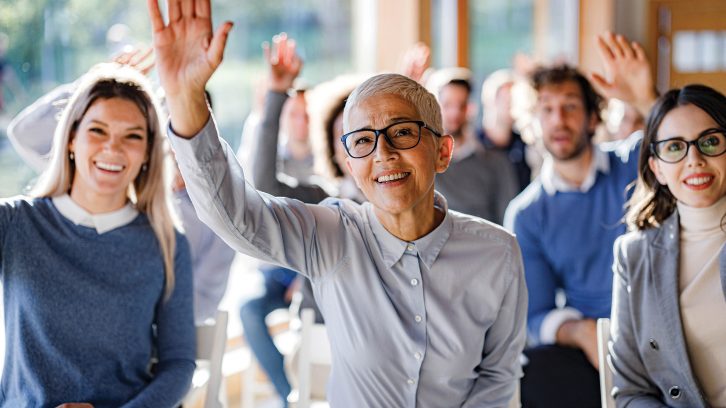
[69,152,75,161]
[141,163,148,172]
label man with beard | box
[504,64,641,406]
[427,68,518,225]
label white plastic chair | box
[288,308,331,408]
[597,318,615,408]
[185,310,229,408]
[241,308,298,408]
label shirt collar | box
[52,194,139,234]
[366,191,452,270]
[540,145,610,195]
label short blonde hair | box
[31,63,179,300]
[343,73,443,136]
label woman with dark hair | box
[610,84,726,407]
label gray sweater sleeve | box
[7,83,76,173]
[251,90,329,204]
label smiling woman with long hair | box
[610,84,726,407]
[0,63,195,407]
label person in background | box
[0,63,194,407]
[479,69,533,192]
[611,84,726,407]
[238,33,323,406]
[173,89,237,323]
[275,86,315,182]
[426,67,518,224]
[149,0,528,404]
[504,32,658,407]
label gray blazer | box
[609,210,726,408]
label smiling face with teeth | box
[68,97,149,212]
[649,103,726,208]
[345,93,453,239]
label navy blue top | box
[0,197,195,408]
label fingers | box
[605,32,626,59]
[148,0,165,32]
[195,0,211,19]
[136,59,156,76]
[167,0,182,23]
[262,41,271,63]
[632,41,647,62]
[208,21,233,69]
[589,72,611,93]
[112,48,139,65]
[267,32,300,70]
[596,33,615,64]
[130,47,154,66]
[616,34,635,59]
[285,39,298,66]
[272,32,287,65]
[181,0,194,18]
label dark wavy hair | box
[625,84,726,230]
[531,64,604,130]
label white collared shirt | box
[52,194,138,234]
[539,145,611,195]
[169,116,528,407]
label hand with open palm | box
[147,0,233,136]
[590,32,658,117]
[265,33,303,93]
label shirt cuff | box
[167,114,220,166]
[539,307,583,344]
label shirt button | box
[414,315,422,323]
[407,378,416,385]
[410,278,419,286]
[669,386,681,399]
[414,352,422,360]
[407,244,415,251]
[649,338,659,350]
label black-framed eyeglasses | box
[650,128,726,163]
[340,120,442,159]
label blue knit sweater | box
[506,143,638,344]
[0,197,195,407]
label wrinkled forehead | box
[345,93,421,132]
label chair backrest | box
[597,318,615,408]
[192,310,229,408]
[297,308,331,408]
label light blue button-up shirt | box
[170,116,527,407]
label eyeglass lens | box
[654,131,726,162]
[345,122,421,158]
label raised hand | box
[590,32,657,117]
[112,47,155,76]
[399,42,431,84]
[147,0,233,136]
[264,33,303,93]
